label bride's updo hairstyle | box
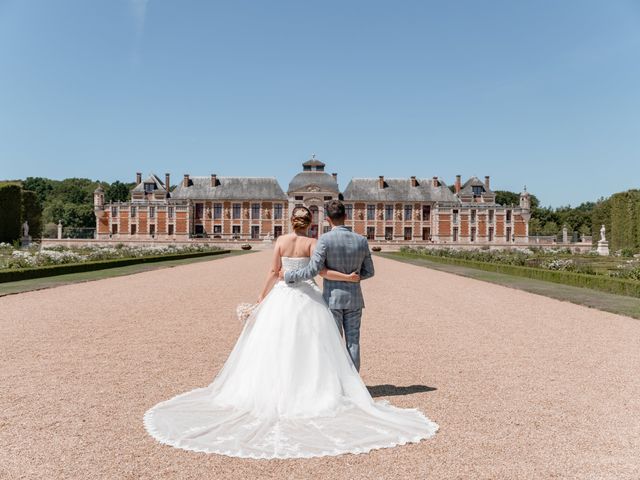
[291,206,312,231]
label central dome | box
[287,156,339,195]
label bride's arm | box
[319,269,360,282]
[257,238,283,303]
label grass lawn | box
[0,251,248,297]
[381,252,640,320]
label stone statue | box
[22,221,29,238]
[597,224,609,256]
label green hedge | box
[0,249,230,283]
[390,251,640,298]
[0,184,22,243]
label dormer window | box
[144,183,155,193]
[472,185,484,196]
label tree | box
[21,190,43,238]
[541,221,559,236]
[22,177,53,204]
[494,190,519,206]
[105,181,132,203]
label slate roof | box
[460,176,492,195]
[287,171,339,194]
[132,173,167,193]
[302,158,325,168]
[342,178,460,203]
[171,176,287,200]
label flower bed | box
[0,245,229,283]
[393,248,640,298]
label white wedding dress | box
[144,257,438,459]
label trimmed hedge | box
[0,184,22,243]
[0,249,230,283]
[21,189,43,239]
[389,251,640,298]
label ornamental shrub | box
[0,184,22,243]
[21,189,43,239]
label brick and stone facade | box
[94,157,531,245]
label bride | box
[144,206,438,459]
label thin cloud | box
[129,0,149,64]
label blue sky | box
[0,0,639,207]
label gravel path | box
[1,250,639,479]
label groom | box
[283,200,375,371]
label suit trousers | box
[331,308,362,371]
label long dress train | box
[143,257,438,459]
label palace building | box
[94,156,531,244]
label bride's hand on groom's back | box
[346,272,361,283]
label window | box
[489,210,494,223]
[404,227,412,240]
[422,227,431,241]
[232,203,241,219]
[506,210,512,223]
[150,224,156,236]
[213,203,222,219]
[194,224,203,235]
[130,224,137,235]
[130,206,137,218]
[168,206,174,219]
[195,203,203,219]
[111,206,118,217]
[324,196,332,201]
[385,205,394,221]
[168,224,174,235]
[470,209,476,224]
[323,225,331,234]
[251,225,260,239]
[213,225,222,235]
[232,225,241,238]
[274,204,283,220]
[149,206,155,219]
[489,226,494,242]
[345,204,353,220]
[144,183,154,193]
[251,203,260,219]
[470,227,476,242]
[295,196,303,201]
[367,205,376,221]
[385,226,393,240]
[472,185,483,196]
[452,209,459,224]
[422,205,431,221]
[453,227,459,242]
[404,205,412,221]
[274,226,283,238]
[111,223,118,234]
[506,226,512,242]
[366,226,375,240]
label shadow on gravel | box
[367,384,437,397]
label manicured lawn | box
[381,252,640,320]
[0,251,247,297]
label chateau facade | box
[94,157,531,244]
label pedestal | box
[21,236,32,247]
[597,240,609,256]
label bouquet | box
[236,302,258,324]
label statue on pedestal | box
[597,224,609,256]
[21,221,32,247]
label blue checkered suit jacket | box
[284,226,375,309]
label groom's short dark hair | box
[325,200,346,221]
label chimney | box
[378,175,385,189]
[432,176,438,187]
[410,176,417,187]
[211,174,217,187]
[484,175,490,191]
[136,172,142,184]
[183,174,190,187]
[455,175,461,194]
[332,172,338,181]
[165,173,170,191]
